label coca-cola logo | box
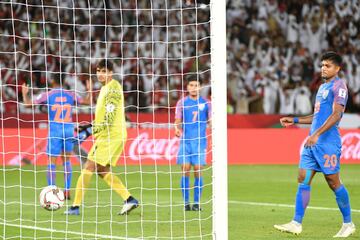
[341,132,360,160]
[129,132,179,161]
[299,132,360,161]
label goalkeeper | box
[65,59,139,215]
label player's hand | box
[304,133,319,147]
[280,117,294,127]
[86,79,92,91]
[175,128,182,137]
[22,83,29,96]
[72,124,92,144]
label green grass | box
[0,165,213,239]
[232,165,360,240]
[1,165,360,239]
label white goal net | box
[0,0,227,239]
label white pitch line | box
[1,222,141,240]
[229,200,360,213]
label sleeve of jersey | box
[92,89,122,135]
[333,81,348,107]
[175,99,183,120]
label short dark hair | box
[97,59,114,71]
[321,51,342,67]
[52,73,61,85]
[185,74,202,85]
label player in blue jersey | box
[22,73,91,200]
[274,52,355,237]
[175,75,211,211]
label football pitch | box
[1,165,360,239]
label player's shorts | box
[177,140,207,166]
[47,123,75,156]
[299,143,341,175]
[88,137,125,167]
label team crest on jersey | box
[322,90,329,99]
[198,103,205,111]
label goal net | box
[0,0,227,239]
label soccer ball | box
[39,185,65,211]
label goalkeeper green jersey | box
[92,79,127,140]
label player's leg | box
[325,173,355,237]
[181,163,191,211]
[47,156,57,186]
[274,147,318,235]
[96,164,138,215]
[177,141,191,210]
[62,130,74,200]
[62,151,73,200]
[192,164,203,211]
[46,133,62,186]
[64,159,95,215]
[314,144,355,237]
[191,147,206,211]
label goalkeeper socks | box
[181,176,190,204]
[73,169,93,206]
[293,183,311,223]
[334,185,352,223]
[194,177,203,204]
[103,172,131,200]
[63,161,72,191]
[47,164,56,186]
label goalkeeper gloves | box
[73,124,92,144]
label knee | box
[297,174,305,184]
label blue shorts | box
[299,143,341,175]
[177,140,207,166]
[47,123,75,156]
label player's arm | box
[305,103,343,147]
[22,83,32,107]
[174,99,183,137]
[280,114,313,127]
[92,90,122,135]
[174,118,182,137]
[79,80,93,105]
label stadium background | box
[1,0,360,239]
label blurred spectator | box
[227,0,360,114]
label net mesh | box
[0,0,213,239]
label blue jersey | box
[310,76,348,146]
[34,88,81,126]
[175,96,211,144]
[175,96,211,166]
[34,88,82,156]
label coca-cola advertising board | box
[1,128,359,165]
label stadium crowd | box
[0,0,359,114]
[227,0,360,114]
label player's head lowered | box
[320,51,342,81]
[186,74,202,98]
[96,59,114,84]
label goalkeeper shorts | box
[88,138,125,167]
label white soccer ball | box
[39,185,65,211]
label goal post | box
[210,0,228,239]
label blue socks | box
[334,185,352,223]
[63,161,72,191]
[47,164,56,186]
[181,176,190,204]
[294,184,311,223]
[194,177,203,204]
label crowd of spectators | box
[0,0,359,115]
[0,0,211,114]
[227,0,360,114]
